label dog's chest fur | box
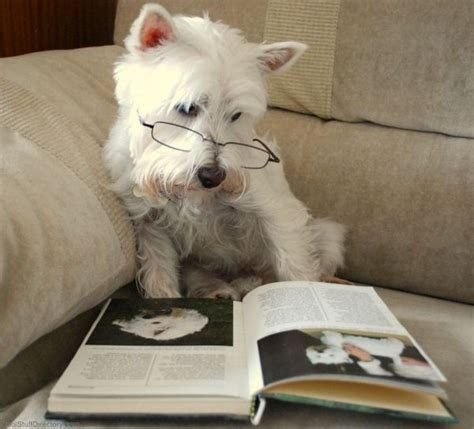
[155,194,268,276]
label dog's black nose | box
[197,166,226,188]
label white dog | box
[113,308,208,341]
[306,345,353,366]
[104,3,346,300]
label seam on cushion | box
[0,77,136,263]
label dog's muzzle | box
[197,166,226,189]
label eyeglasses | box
[140,119,280,169]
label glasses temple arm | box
[253,138,280,164]
[136,110,153,129]
[269,152,280,163]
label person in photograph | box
[321,331,403,376]
[113,307,209,341]
[340,342,395,376]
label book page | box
[242,282,445,393]
[52,299,250,400]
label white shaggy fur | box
[103,3,346,299]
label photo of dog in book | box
[86,299,234,346]
[103,3,347,301]
[113,307,208,341]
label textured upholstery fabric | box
[114,0,474,137]
[0,48,136,368]
[1,286,473,428]
[332,0,474,138]
[0,46,125,145]
[264,0,340,118]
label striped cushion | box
[264,0,340,118]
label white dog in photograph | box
[104,3,346,300]
[113,308,209,341]
[306,344,353,366]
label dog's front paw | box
[205,288,241,300]
[187,283,241,300]
[137,268,181,298]
[320,275,353,285]
[230,276,263,297]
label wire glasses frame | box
[140,119,280,170]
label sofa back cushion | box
[257,110,474,304]
[115,0,474,138]
[331,0,474,138]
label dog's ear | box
[125,3,177,53]
[258,42,308,74]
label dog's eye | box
[176,103,199,117]
[231,112,242,122]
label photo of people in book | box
[86,299,233,346]
[258,329,438,386]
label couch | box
[1,0,472,428]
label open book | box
[46,282,457,424]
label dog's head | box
[306,345,353,365]
[113,307,209,341]
[115,3,306,199]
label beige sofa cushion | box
[115,0,474,138]
[332,0,474,138]
[0,47,136,368]
[257,109,474,304]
